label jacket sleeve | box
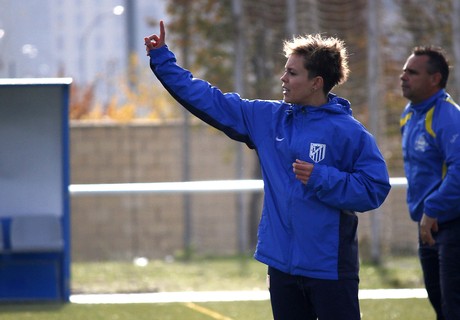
[306,131,391,212]
[149,46,255,148]
[424,103,460,218]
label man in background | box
[400,46,460,319]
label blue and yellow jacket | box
[400,89,460,224]
[150,46,390,280]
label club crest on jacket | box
[309,143,326,163]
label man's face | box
[400,54,440,104]
[280,54,317,106]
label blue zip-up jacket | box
[149,46,391,280]
[400,89,460,224]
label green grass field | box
[0,299,436,320]
[70,255,425,293]
[0,256,436,319]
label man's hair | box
[283,34,349,94]
[413,46,449,88]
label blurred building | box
[0,0,166,101]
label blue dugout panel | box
[0,78,72,302]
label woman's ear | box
[314,76,324,90]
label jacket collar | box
[288,93,352,116]
[408,89,446,114]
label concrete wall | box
[70,121,417,261]
[71,120,258,261]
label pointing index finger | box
[159,20,165,42]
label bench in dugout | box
[0,215,65,302]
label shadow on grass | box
[0,301,66,313]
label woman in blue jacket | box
[145,21,390,320]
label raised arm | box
[144,20,166,55]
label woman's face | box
[280,54,317,106]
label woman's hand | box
[144,20,166,55]
[293,159,314,185]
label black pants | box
[419,218,460,320]
[268,266,360,320]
